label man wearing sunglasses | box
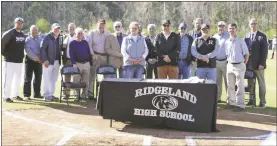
[213,21,230,103]
[244,19,268,108]
[2,17,26,103]
[105,21,126,78]
[177,23,193,79]
[155,20,181,79]
[191,24,219,82]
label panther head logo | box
[152,95,178,110]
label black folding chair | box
[95,65,117,97]
[60,65,86,103]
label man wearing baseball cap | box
[1,17,26,103]
[191,24,219,82]
[177,22,194,79]
[40,23,62,102]
[87,19,111,100]
[244,18,268,108]
[155,20,181,79]
[213,21,230,103]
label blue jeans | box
[123,65,145,79]
[196,68,216,82]
[178,60,191,79]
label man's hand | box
[258,65,264,70]
[92,54,100,60]
[199,57,209,63]
[163,55,171,63]
[35,57,40,63]
[151,58,157,63]
[44,61,49,68]
[73,64,78,69]
[128,58,136,64]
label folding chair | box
[95,65,117,97]
[60,65,86,103]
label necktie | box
[251,33,255,41]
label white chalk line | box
[143,136,152,146]
[3,110,272,146]
[56,132,78,146]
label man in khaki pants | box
[87,19,111,99]
[225,23,249,112]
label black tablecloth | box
[97,78,218,133]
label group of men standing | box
[1,17,269,110]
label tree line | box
[1,2,276,38]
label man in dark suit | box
[244,19,268,108]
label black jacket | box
[154,32,181,66]
[245,31,268,69]
[1,28,26,63]
[145,36,156,60]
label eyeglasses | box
[132,27,138,30]
[229,27,236,30]
[181,27,186,30]
[115,26,121,28]
[163,25,170,28]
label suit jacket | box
[245,31,268,70]
[104,33,127,69]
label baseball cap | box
[162,20,171,26]
[218,21,226,26]
[201,24,210,30]
[98,19,106,24]
[249,19,257,24]
[179,23,188,29]
[14,17,24,23]
[51,23,61,29]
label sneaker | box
[24,97,31,100]
[258,103,266,108]
[232,107,245,112]
[12,96,23,101]
[34,95,44,99]
[246,100,256,106]
[44,97,53,102]
[52,96,59,101]
[3,98,13,103]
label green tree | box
[36,18,50,33]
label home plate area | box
[2,101,276,146]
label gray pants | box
[88,56,108,97]
[216,60,227,101]
[63,59,72,96]
[190,61,197,77]
[226,63,246,108]
[74,62,90,97]
[248,69,266,104]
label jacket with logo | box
[1,28,26,63]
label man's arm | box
[154,35,164,58]
[242,40,249,64]
[121,37,131,63]
[168,34,181,60]
[260,34,268,67]
[203,39,220,58]
[142,39,149,60]
[69,41,76,65]
[40,36,49,62]
[1,30,13,56]
[87,30,95,55]
[25,37,37,61]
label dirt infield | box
[2,100,276,145]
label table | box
[97,78,218,133]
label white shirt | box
[63,34,76,58]
[251,31,257,40]
[163,32,171,40]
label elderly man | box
[226,23,249,111]
[69,27,91,99]
[177,22,193,79]
[145,24,158,79]
[87,19,111,99]
[23,25,43,100]
[40,23,62,102]
[213,21,230,103]
[244,19,268,108]
[188,18,203,77]
[1,17,26,103]
[105,21,126,78]
[155,20,181,79]
[62,23,76,100]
